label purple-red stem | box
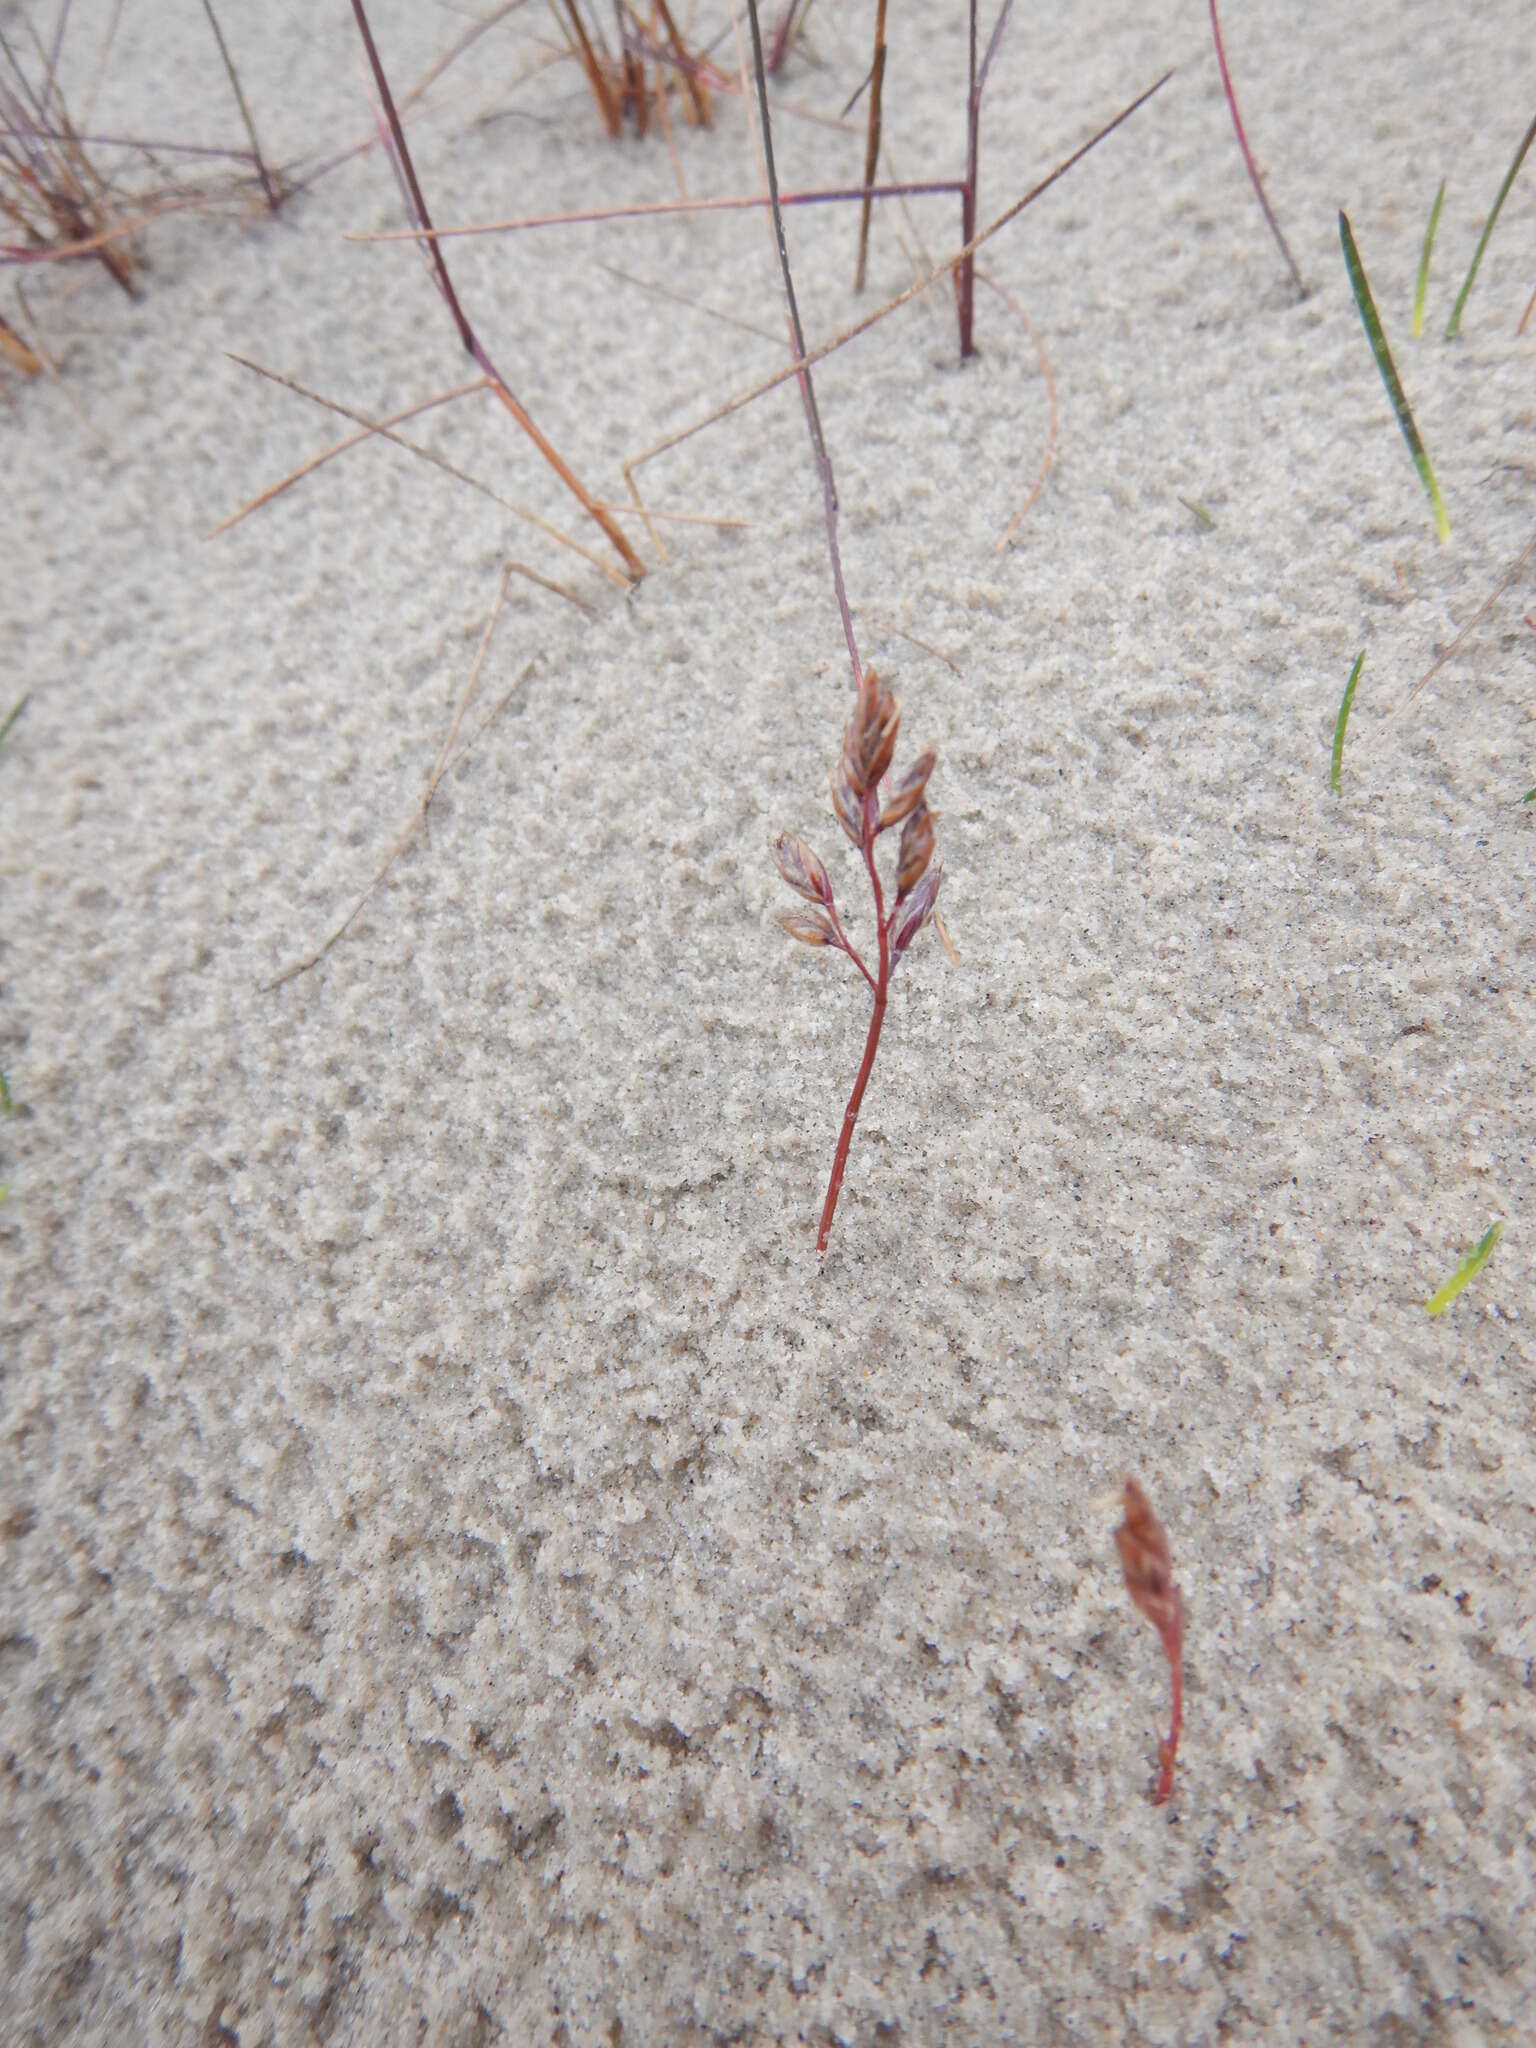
[745,0,860,683]
[956,0,1015,358]
[817,790,891,1253]
[1208,0,1305,297]
[765,0,807,75]
[957,0,979,357]
[1156,1644,1184,1808]
[853,0,889,291]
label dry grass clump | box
[552,0,723,137]
[0,2,286,384]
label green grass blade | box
[0,1068,10,1115]
[1331,648,1365,793]
[1411,177,1444,338]
[1425,1221,1502,1315]
[1445,113,1536,340]
[1177,496,1216,528]
[0,694,28,751]
[1524,787,1535,804]
[1340,211,1449,542]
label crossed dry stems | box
[773,667,941,1253]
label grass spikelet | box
[1340,211,1449,543]
[1445,113,1536,341]
[1115,1478,1185,1807]
[1425,1222,1502,1316]
[1412,178,1444,339]
[1331,648,1364,793]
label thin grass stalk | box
[1444,112,1536,341]
[853,0,888,291]
[653,0,711,121]
[348,0,644,579]
[957,0,978,356]
[349,178,968,244]
[198,0,279,211]
[748,0,947,1252]
[741,0,859,684]
[624,69,1172,493]
[557,0,622,132]
[1412,177,1444,340]
[1208,0,1304,296]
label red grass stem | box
[352,180,968,243]
[816,791,890,1251]
[1208,0,1305,296]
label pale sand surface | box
[2,2,1533,2042]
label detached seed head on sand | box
[774,669,941,1251]
[1115,1477,1186,1807]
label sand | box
[2,1,1533,2041]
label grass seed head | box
[842,666,900,795]
[896,802,935,897]
[778,907,837,946]
[830,766,863,846]
[772,832,833,905]
[891,864,943,957]
[879,749,935,829]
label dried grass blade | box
[625,70,1171,492]
[198,0,279,210]
[853,0,888,291]
[740,0,859,683]
[209,376,491,538]
[349,0,642,578]
[266,580,539,991]
[223,353,628,586]
[1408,527,1536,702]
[978,269,1057,547]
